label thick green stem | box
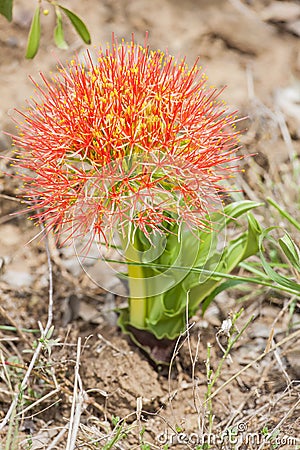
[127,267,147,329]
[122,235,148,329]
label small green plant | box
[261,425,281,449]
[25,434,33,450]
[102,416,129,450]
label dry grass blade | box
[66,337,85,450]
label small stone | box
[2,269,33,288]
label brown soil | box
[0,0,300,449]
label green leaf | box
[118,200,264,344]
[204,200,263,237]
[279,233,300,272]
[259,228,300,293]
[25,6,41,59]
[267,197,300,231]
[240,213,262,260]
[0,0,13,21]
[188,213,263,314]
[222,200,263,224]
[54,8,68,50]
[59,6,91,44]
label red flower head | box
[13,35,241,244]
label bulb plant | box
[12,35,263,348]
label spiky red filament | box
[13,35,241,242]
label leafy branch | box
[0,0,91,58]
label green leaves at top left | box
[24,4,91,59]
[25,6,41,59]
[0,0,13,22]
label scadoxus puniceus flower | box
[12,35,241,243]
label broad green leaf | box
[279,233,300,272]
[118,200,264,343]
[25,6,41,59]
[239,213,262,260]
[59,6,91,44]
[54,9,68,50]
[0,0,12,21]
[188,213,263,313]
